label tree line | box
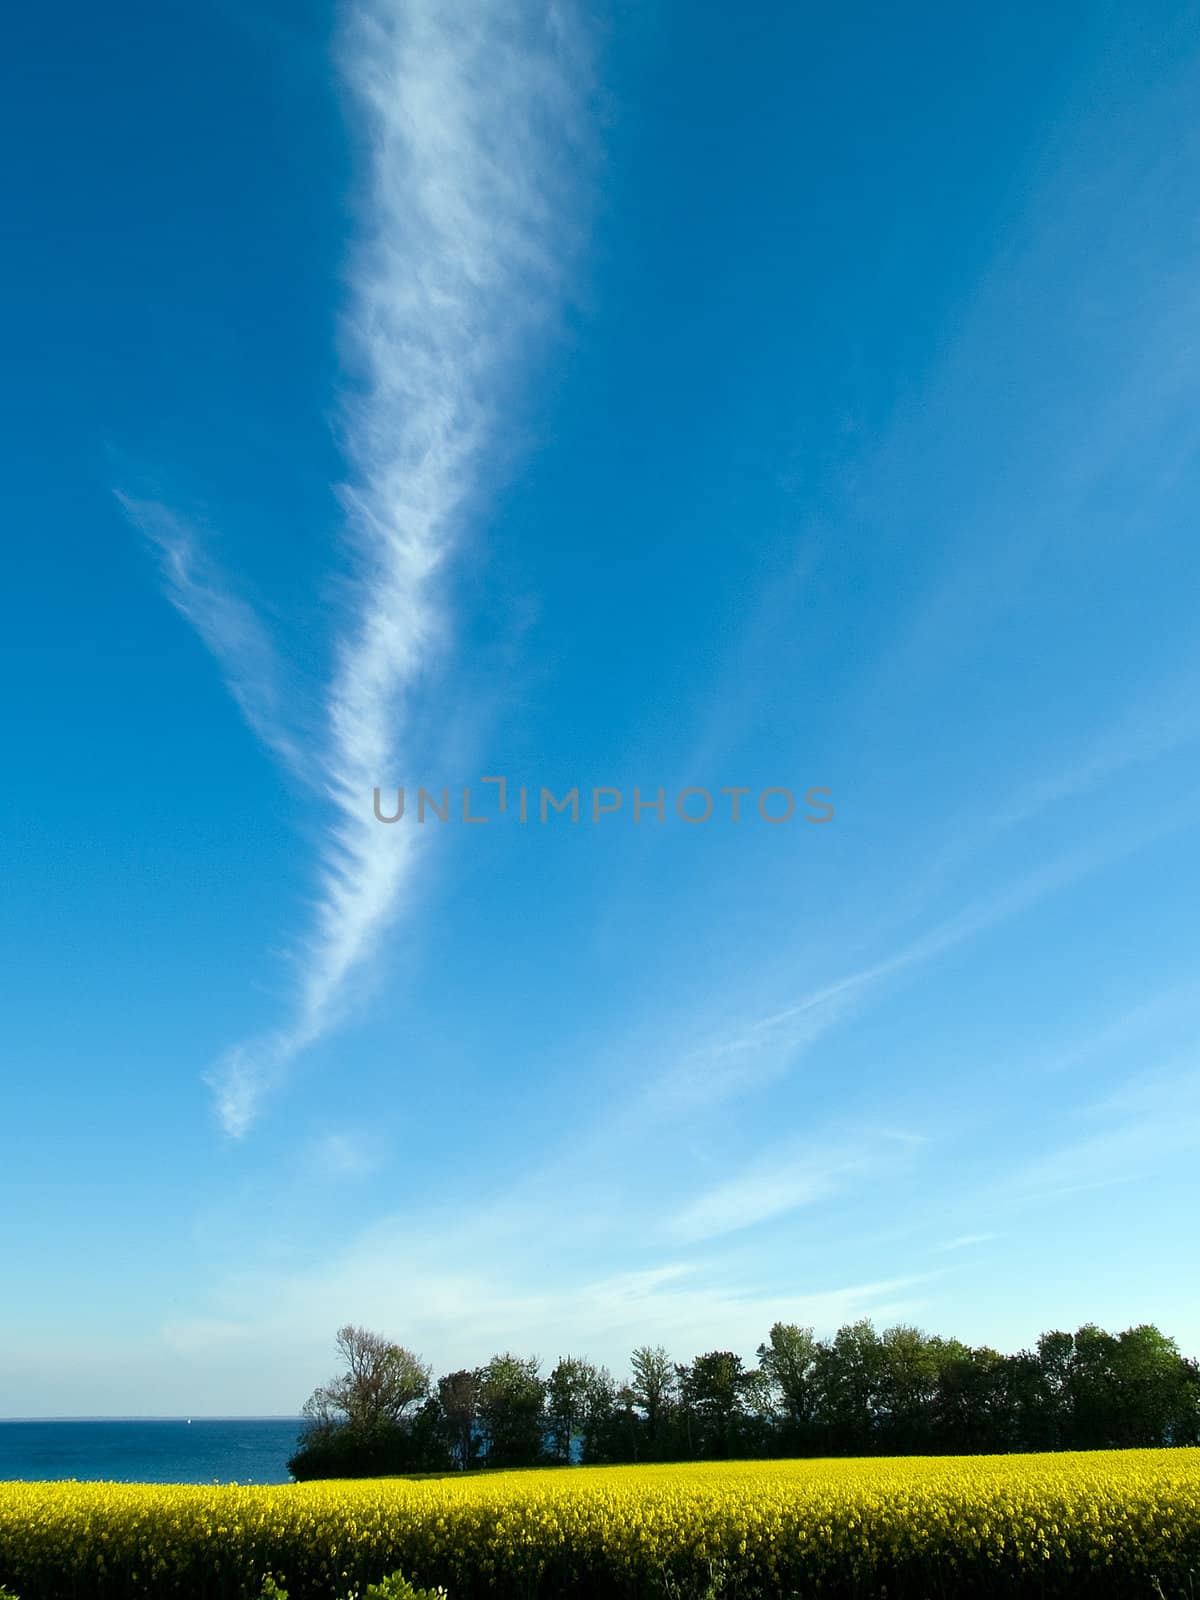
[287,1318,1200,1479]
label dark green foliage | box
[302,1327,432,1435]
[677,1353,759,1460]
[546,1357,610,1465]
[291,1319,1200,1479]
[359,1573,445,1600]
[628,1346,677,1461]
[476,1353,547,1468]
[257,1571,443,1600]
[1017,1323,1200,1451]
[288,1407,450,1481]
[580,1382,642,1465]
[813,1319,884,1454]
[436,1369,481,1472]
[291,1327,448,1479]
[755,1322,819,1450]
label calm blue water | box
[0,1419,305,1484]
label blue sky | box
[3,0,1200,1416]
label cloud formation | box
[127,1,589,1135]
[119,494,306,772]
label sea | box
[0,1418,305,1485]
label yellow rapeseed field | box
[1,1448,1198,1599]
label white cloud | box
[1012,1064,1200,1199]
[118,495,306,773]
[164,1238,925,1393]
[1039,977,1200,1076]
[666,1131,925,1244]
[307,1130,384,1181]
[933,1233,997,1253]
[668,1148,858,1244]
[640,823,1171,1124]
[128,1,591,1136]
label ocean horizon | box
[0,1418,306,1485]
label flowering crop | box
[1,1448,1198,1599]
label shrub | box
[258,1571,444,1600]
[289,1416,450,1483]
[361,1573,446,1600]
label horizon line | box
[0,1415,306,1424]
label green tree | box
[874,1325,944,1451]
[813,1320,883,1452]
[1062,1323,1199,1447]
[437,1368,481,1470]
[679,1351,751,1459]
[932,1343,1007,1452]
[1065,1323,1119,1446]
[757,1323,819,1446]
[1001,1348,1058,1451]
[582,1377,641,1464]
[477,1353,546,1468]
[1034,1329,1075,1447]
[301,1324,431,1433]
[290,1326,439,1479]
[1112,1324,1200,1445]
[630,1345,677,1457]
[546,1356,604,1464]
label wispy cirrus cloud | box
[933,1232,997,1253]
[162,1230,925,1397]
[118,494,308,772]
[666,1132,925,1244]
[306,1129,385,1182]
[1038,975,1200,1077]
[1010,1063,1200,1201]
[126,2,590,1136]
[641,822,1166,1121]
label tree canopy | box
[287,1316,1200,1480]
